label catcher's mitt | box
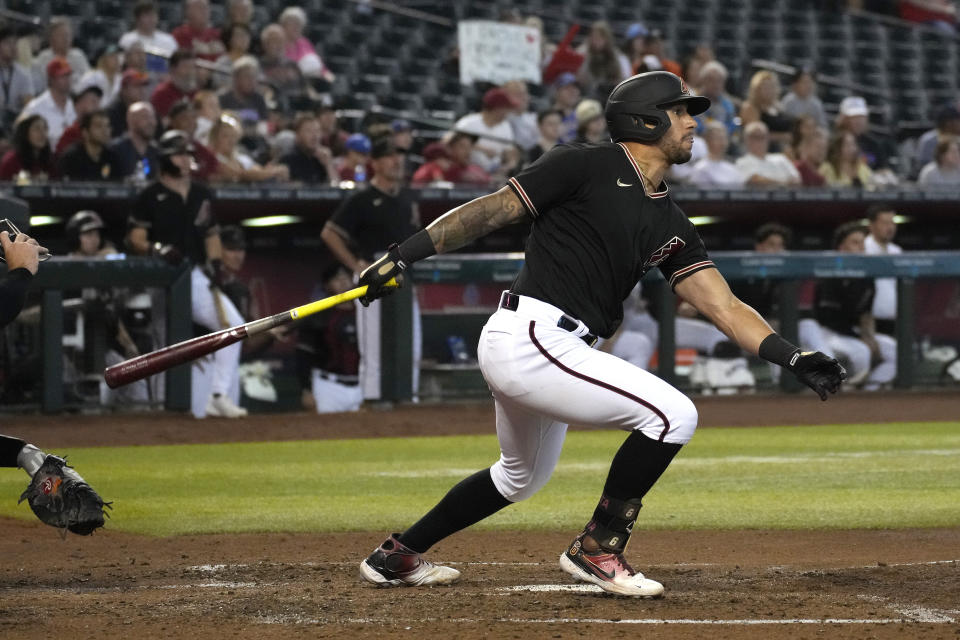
[18,455,111,536]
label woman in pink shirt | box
[279,7,335,82]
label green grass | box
[1,422,957,536]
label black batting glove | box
[357,244,406,306]
[759,333,847,401]
[789,351,847,401]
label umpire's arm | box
[673,267,775,355]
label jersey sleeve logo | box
[644,236,686,268]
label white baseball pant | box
[816,324,897,387]
[479,293,698,503]
[357,292,422,400]
[310,369,364,413]
[191,266,243,402]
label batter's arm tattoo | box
[426,186,528,254]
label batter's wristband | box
[758,333,801,370]
[397,229,437,266]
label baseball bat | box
[104,279,397,389]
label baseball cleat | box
[360,533,461,587]
[559,535,664,598]
[206,394,248,418]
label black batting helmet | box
[65,210,105,251]
[605,71,711,144]
[157,129,195,176]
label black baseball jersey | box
[814,277,874,336]
[128,181,218,265]
[296,306,360,380]
[729,277,779,319]
[327,184,420,262]
[508,142,715,338]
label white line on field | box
[363,448,960,477]
[255,615,938,626]
[857,594,960,623]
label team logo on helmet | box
[680,79,690,95]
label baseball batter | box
[356,72,846,597]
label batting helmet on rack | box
[605,71,711,144]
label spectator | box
[793,126,828,186]
[550,72,582,143]
[218,56,268,125]
[151,49,197,120]
[635,29,683,77]
[576,21,629,98]
[442,131,491,185]
[410,142,452,186]
[0,114,54,181]
[79,45,122,108]
[213,23,253,90]
[259,23,309,113]
[337,133,372,182]
[317,104,347,157]
[918,136,960,185]
[54,82,103,156]
[297,263,363,414]
[127,129,247,418]
[21,58,76,149]
[502,80,538,151]
[321,138,422,399]
[279,6,334,82]
[166,98,218,180]
[120,41,149,76]
[0,25,35,132]
[820,130,874,188]
[390,119,413,153]
[58,110,121,181]
[735,121,801,186]
[739,70,794,151]
[813,222,897,389]
[528,108,563,164]
[694,60,737,137]
[621,22,649,75]
[193,90,220,143]
[688,121,745,188]
[279,113,335,184]
[209,114,287,183]
[120,1,178,56]
[781,68,827,128]
[525,15,556,69]
[835,96,898,179]
[110,101,159,181]
[864,204,902,337]
[453,87,517,173]
[682,44,715,89]
[914,104,960,171]
[573,98,607,144]
[784,114,818,161]
[32,17,89,93]
[226,0,255,29]
[108,69,151,137]
[172,0,225,62]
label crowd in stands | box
[0,0,955,190]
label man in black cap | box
[354,72,846,596]
[321,137,422,401]
[126,130,247,418]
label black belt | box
[317,370,359,386]
[500,291,599,347]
